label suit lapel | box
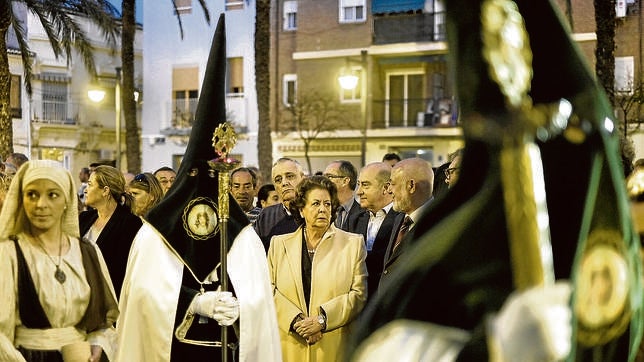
[373,210,400,252]
[383,213,405,267]
[343,200,361,231]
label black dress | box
[79,204,142,297]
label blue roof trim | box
[372,0,425,14]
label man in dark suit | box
[379,158,433,291]
[323,160,366,234]
[354,162,402,299]
[254,157,305,251]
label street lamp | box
[88,67,122,170]
[338,50,368,167]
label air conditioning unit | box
[98,149,114,160]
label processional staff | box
[209,122,240,362]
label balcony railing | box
[170,97,199,129]
[31,100,81,125]
[373,12,446,45]
[372,97,458,129]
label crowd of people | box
[0,147,482,362]
[0,147,625,361]
[2,2,644,360]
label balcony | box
[31,100,81,125]
[373,12,446,44]
[372,97,458,128]
[162,94,249,136]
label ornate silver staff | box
[209,122,240,362]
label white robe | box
[115,221,282,361]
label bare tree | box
[283,91,348,174]
[615,81,644,136]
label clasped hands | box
[190,290,240,326]
[293,315,323,345]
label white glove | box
[489,282,572,362]
[190,290,240,326]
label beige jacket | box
[268,225,368,362]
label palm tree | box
[0,0,120,160]
[594,0,616,105]
[255,0,272,179]
[121,0,139,173]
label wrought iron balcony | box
[30,100,80,125]
[163,95,248,135]
[373,11,446,45]
[372,97,458,128]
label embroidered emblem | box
[183,197,219,240]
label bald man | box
[379,157,434,292]
[355,162,403,299]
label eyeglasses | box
[444,167,460,179]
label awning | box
[34,72,71,83]
[372,0,425,14]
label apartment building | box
[10,5,143,180]
[270,0,465,173]
[269,0,644,171]
[141,0,259,172]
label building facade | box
[11,6,143,186]
[268,0,644,171]
[141,0,259,172]
[270,0,464,173]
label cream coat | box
[268,225,368,362]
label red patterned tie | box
[393,216,413,252]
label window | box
[340,67,361,103]
[226,0,244,11]
[339,0,365,23]
[10,75,21,118]
[283,74,297,106]
[615,56,634,95]
[284,1,297,30]
[174,0,191,15]
[42,80,67,122]
[385,70,425,127]
[227,57,244,94]
[172,67,199,128]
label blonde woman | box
[79,165,142,296]
[0,160,118,361]
[127,172,164,217]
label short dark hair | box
[289,175,340,226]
[334,160,358,189]
[382,153,401,162]
[256,184,276,208]
[154,166,176,175]
[7,153,28,168]
[230,167,258,188]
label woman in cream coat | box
[268,175,367,362]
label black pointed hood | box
[146,14,249,280]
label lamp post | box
[88,67,122,170]
[114,67,121,171]
[338,50,368,167]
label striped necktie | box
[392,215,413,253]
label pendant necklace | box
[34,234,66,284]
